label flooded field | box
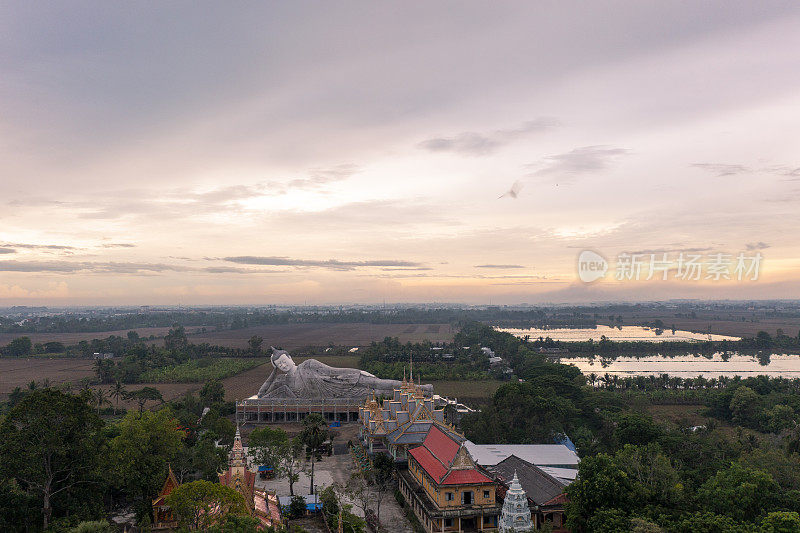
[497,325,740,342]
[564,353,800,378]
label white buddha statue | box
[256,348,430,399]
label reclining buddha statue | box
[256,348,432,399]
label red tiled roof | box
[409,444,448,481]
[424,425,460,464]
[441,469,491,485]
[410,425,491,486]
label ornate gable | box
[450,445,476,470]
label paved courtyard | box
[250,423,413,533]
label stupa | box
[499,471,533,533]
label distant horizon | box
[3,298,800,310]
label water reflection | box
[497,325,740,342]
[563,352,800,378]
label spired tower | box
[219,425,256,514]
[499,471,534,533]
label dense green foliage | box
[0,377,236,531]
[138,357,263,383]
[166,480,249,530]
[457,323,800,532]
[359,334,508,381]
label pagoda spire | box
[409,352,413,382]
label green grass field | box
[139,357,267,383]
[428,379,505,399]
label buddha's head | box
[271,348,297,372]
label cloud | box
[623,247,713,255]
[223,256,424,271]
[474,264,526,269]
[691,163,751,177]
[0,260,193,274]
[418,118,559,156]
[746,241,770,250]
[530,145,629,178]
[71,164,359,220]
[692,163,800,179]
[101,243,137,248]
[0,242,76,250]
[0,248,16,254]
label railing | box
[238,397,366,407]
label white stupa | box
[499,471,534,533]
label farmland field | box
[0,327,175,346]
[183,322,455,349]
[0,357,96,397]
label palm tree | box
[301,413,329,495]
[92,388,110,415]
[110,381,126,414]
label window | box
[483,490,490,499]
[444,518,453,528]
[462,491,473,505]
[445,492,454,501]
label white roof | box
[540,466,579,482]
[464,441,580,467]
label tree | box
[110,381,126,415]
[0,389,103,530]
[249,425,303,495]
[698,462,778,522]
[248,335,264,355]
[165,480,249,530]
[69,520,114,533]
[288,494,307,518]
[125,386,164,414]
[301,413,330,494]
[249,426,290,468]
[206,514,268,533]
[199,379,225,406]
[93,359,114,383]
[164,326,188,352]
[5,336,32,357]
[674,512,747,533]
[91,388,110,415]
[106,409,184,516]
[760,511,800,533]
[566,454,633,532]
[0,477,38,532]
[613,413,662,447]
[283,438,304,496]
[729,386,760,426]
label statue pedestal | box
[237,397,365,424]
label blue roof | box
[279,494,322,511]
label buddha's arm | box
[257,367,277,397]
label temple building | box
[498,471,533,533]
[359,376,463,462]
[152,466,180,530]
[218,425,279,528]
[398,425,501,532]
[219,425,258,513]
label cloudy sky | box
[2,2,800,305]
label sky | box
[1,1,800,305]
